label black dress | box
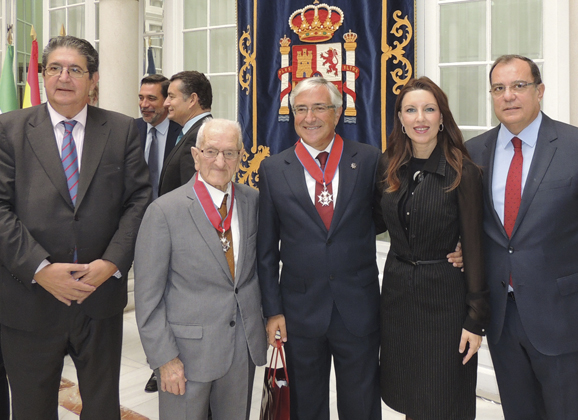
[374,145,489,420]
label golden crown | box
[289,3,344,43]
[343,30,357,43]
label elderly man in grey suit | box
[135,118,267,420]
[467,55,578,420]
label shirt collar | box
[47,102,88,129]
[300,136,335,159]
[497,111,542,151]
[148,117,169,136]
[183,112,211,135]
[197,173,232,208]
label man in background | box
[158,71,212,195]
[137,74,182,201]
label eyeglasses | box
[489,81,538,97]
[292,104,336,115]
[199,148,241,160]
[45,65,90,79]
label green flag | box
[0,45,18,113]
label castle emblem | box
[277,2,360,124]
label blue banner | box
[237,0,415,187]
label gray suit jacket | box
[134,177,267,382]
[466,113,578,355]
[0,104,151,330]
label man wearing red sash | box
[257,77,383,420]
[134,118,267,420]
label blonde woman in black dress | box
[375,77,490,420]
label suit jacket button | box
[508,247,514,254]
[326,239,332,245]
[74,216,79,221]
[234,287,238,294]
[229,320,236,327]
[501,281,506,287]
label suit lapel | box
[186,179,233,283]
[330,140,359,233]
[234,186,248,283]
[282,147,327,231]
[76,107,109,210]
[513,116,557,237]
[25,105,72,206]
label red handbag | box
[259,340,290,420]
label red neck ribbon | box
[192,173,235,233]
[294,134,344,186]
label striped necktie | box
[62,120,79,206]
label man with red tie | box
[467,55,578,420]
[257,77,383,420]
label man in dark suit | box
[257,77,382,420]
[137,74,182,392]
[0,36,151,419]
[158,71,212,195]
[137,74,182,201]
[466,55,578,420]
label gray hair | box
[196,118,243,150]
[42,36,98,78]
[290,77,343,110]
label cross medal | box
[317,182,333,207]
[220,232,230,252]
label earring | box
[439,123,444,132]
[402,126,407,134]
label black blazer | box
[466,113,578,355]
[135,117,181,163]
[158,114,212,196]
[0,104,152,330]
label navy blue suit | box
[466,113,578,420]
[258,138,382,420]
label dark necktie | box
[504,137,522,287]
[315,151,334,230]
[148,127,159,200]
[504,137,523,237]
[218,194,235,279]
[62,120,79,206]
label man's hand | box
[73,259,118,303]
[447,241,464,271]
[159,357,187,396]
[459,329,482,365]
[266,314,287,347]
[33,263,96,306]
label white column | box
[98,0,139,117]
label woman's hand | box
[459,329,482,365]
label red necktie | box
[315,152,334,230]
[504,137,522,287]
[504,137,523,237]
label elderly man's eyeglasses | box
[45,65,90,79]
[292,104,336,115]
[200,148,241,160]
[490,81,538,97]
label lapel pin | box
[351,163,357,169]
